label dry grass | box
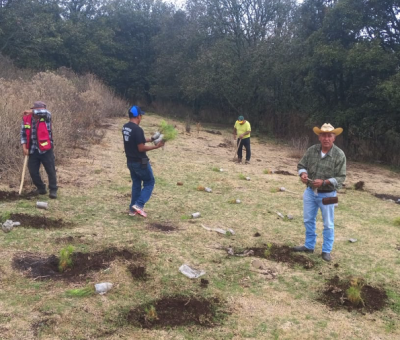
[0,57,128,185]
[289,136,309,159]
[0,113,400,339]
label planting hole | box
[10,213,73,229]
[126,296,226,328]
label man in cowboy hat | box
[293,123,346,262]
[233,115,251,164]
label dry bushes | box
[289,136,309,159]
[0,57,128,184]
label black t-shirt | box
[122,122,148,162]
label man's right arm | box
[137,142,165,152]
[297,150,310,183]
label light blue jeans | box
[303,187,336,253]
[127,161,155,210]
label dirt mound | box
[12,248,143,281]
[149,223,177,232]
[10,213,73,229]
[274,170,296,176]
[374,193,400,203]
[0,190,36,201]
[128,264,148,281]
[247,244,314,269]
[126,296,225,328]
[319,275,387,313]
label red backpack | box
[23,113,52,151]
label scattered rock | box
[349,238,357,243]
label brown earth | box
[247,244,315,269]
[148,222,177,232]
[12,248,143,282]
[0,190,36,201]
[10,213,73,229]
[319,275,387,313]
[127,264,148,281]
[126,296,225,328]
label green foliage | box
[346,278,365,307]
[159,120,178,141]
[1,211,11,223]
[65,286,95,298]
[386,290,400,314]
[212,167,220,172]
[393,218,400,226]
[144,305,158,322]
[238,173,246,180]
[58,245,74,273]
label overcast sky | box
[168,0,304,8]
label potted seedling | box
[58,245,74,272]
[153,120,178,146]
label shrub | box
[66,286,95,297]
[394,217,400,226]
[58,245,74,272]
[346,277,365,306]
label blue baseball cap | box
[237,115,244,123]
[128,105,145,118]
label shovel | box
[232,138,240,161]
[18,155,28,195]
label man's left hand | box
[312,179,324,188]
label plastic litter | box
[200,224,235,235]
[95,282,113,295]
[153,134,164,145]
[1,220,20,233]
[245,177,251,181]
[279,187,298,194]
[235,199,241,204]
[219,168,224,172]
[191,212,201,218]
[179,264,205,279]
[204,187,212,193]
[349,238,357,243]
[36,201,48,210]
[277,212,285,219]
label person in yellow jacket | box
[233,115,251,164]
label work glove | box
[151,131,161,141]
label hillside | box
[0,114,399,340]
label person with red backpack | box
[20,101,58,199]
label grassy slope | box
[0,115,399,340]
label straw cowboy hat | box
[313,123,343,136]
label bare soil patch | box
[127,264,148,281]
[247,244,315,269]
[0,190,36,201]
[374,193,400,203]
[319,275,387,313]
[148,222,177,232]
[12,248,143,282]
[10,213,73,229]
[274,170,296,176]
[126,296,225,328]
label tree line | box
[1,0,400,166]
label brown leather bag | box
[322,197,338,205]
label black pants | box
[28,149,58,191]
[237,137,251,161]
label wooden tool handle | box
[18,155,28,195]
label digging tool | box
[18,155,28,195]
[232,138,240,161]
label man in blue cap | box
[233,115,251,164]
[122,106,164,218]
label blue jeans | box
[303,187,336,253]
[127,161,155,210]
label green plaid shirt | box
[297,144,346,190]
